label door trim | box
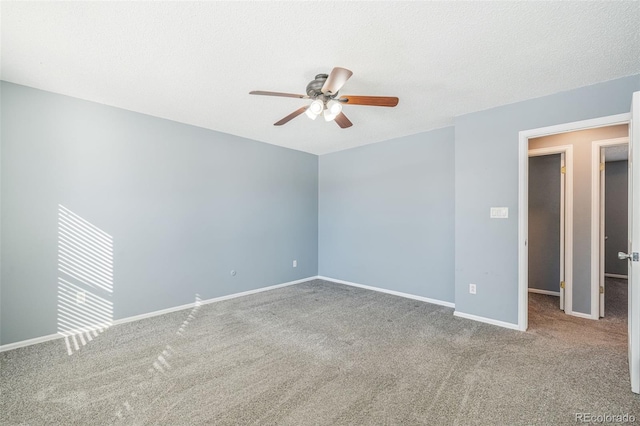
[591,137,629,319]
[517,113,630,331]
[528,146,573,313]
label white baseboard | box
[112,276,316,327]
[0,276,317,353]
[0,333,63,353]
[453,311,521,331]
[528,288,560,297]
[317,276,455,308]
[604,273,628,279]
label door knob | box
[619,251,640,261]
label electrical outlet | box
[76,291,86,304]
[293,260,297,268]
[469,284,476,295]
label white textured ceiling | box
[2,2,639,155]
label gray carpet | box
[1,279,639,425]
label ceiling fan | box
[250,67,399,129]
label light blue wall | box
[3,74,639,345]
[318,127,455,303]
[0,82,318,345]
[454,74,640,324]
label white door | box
[625,91,640,394]
[560,153,566,311]
[528,150,566,310]
[600,148,606,318]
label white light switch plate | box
[490,207,509,218]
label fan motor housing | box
[306,74,337,99]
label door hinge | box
[560,281,565,289]
[600,162,605,171]
[561,166,566,174]
[600,286,604,294]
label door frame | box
[591,137,629,319]
[518,113,630,331]
[629,91,640,393]
[528,146,573,312]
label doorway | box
[518,94,640,394]
[527,147,572,312]
[518,114,630,331]
[592,137,629,318]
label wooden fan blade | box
[334,112,353,129]
[250,91,309,99]
[340,95,399,107]
[321,67,353,95]
[274,106,308,126]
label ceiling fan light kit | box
[305,99,324,120]
[323,100,342,121]
[250,67,399,129]
[305,108,318,120]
